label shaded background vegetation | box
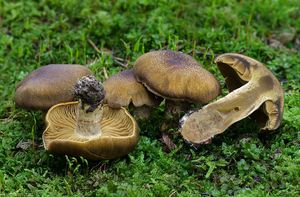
[0,0,299,196]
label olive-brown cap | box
[42,102,139,160]
[103,69,161,108]
[15,64,92,111]
[133,50,220,103]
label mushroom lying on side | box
[43,76,139,160]
[180,53,284,144]
[133,50,220,116]
[103,69,161,119]
[15,64,92,111]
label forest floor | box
[0,0,299,196]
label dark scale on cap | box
[74,75,105,113]
[163,51,194,68]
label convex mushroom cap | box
[42,76,139,160]
[103,69,161,108]
[180,53,284,144]
[103,69,161,119]
[15,64,92,111]
[134,50,221,120]
[133,50,221,105]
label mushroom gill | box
[42,75,139,160]
[43,102,139,160]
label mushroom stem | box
[180,81,265,143]
[132,105,152,120]
[160,100,191,132]
[74,76,106,137]
[76,103,104,136]
[165,100,191,116]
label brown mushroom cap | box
[180,53,284,144]
[133,50,220,103]
[15,64,92,111]
[103,69,161,108]
[42,102,139,160]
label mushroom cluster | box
[43,76,139,160]
[15,51,284,160]
[15,65,139,160]
[104,50,221,126]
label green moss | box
[0,0,299,196]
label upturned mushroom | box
[133,50,220,116]
[180,53,284,144]
[103,69,161,119]
[15,64,92,111]
[42,76,139,160]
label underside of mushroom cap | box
[43,102,139,160]
[15,64,92,111]
[103,69,161,108]
[133,50,220,104]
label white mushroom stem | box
[180,81,269,144]
[76,102,103,137]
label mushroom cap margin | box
[42,102,139,160]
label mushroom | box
[42,76,139,160]
[15,64,92,111]
[133,50,220,117]
[180,53,284,144]
[103,69,161,119]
